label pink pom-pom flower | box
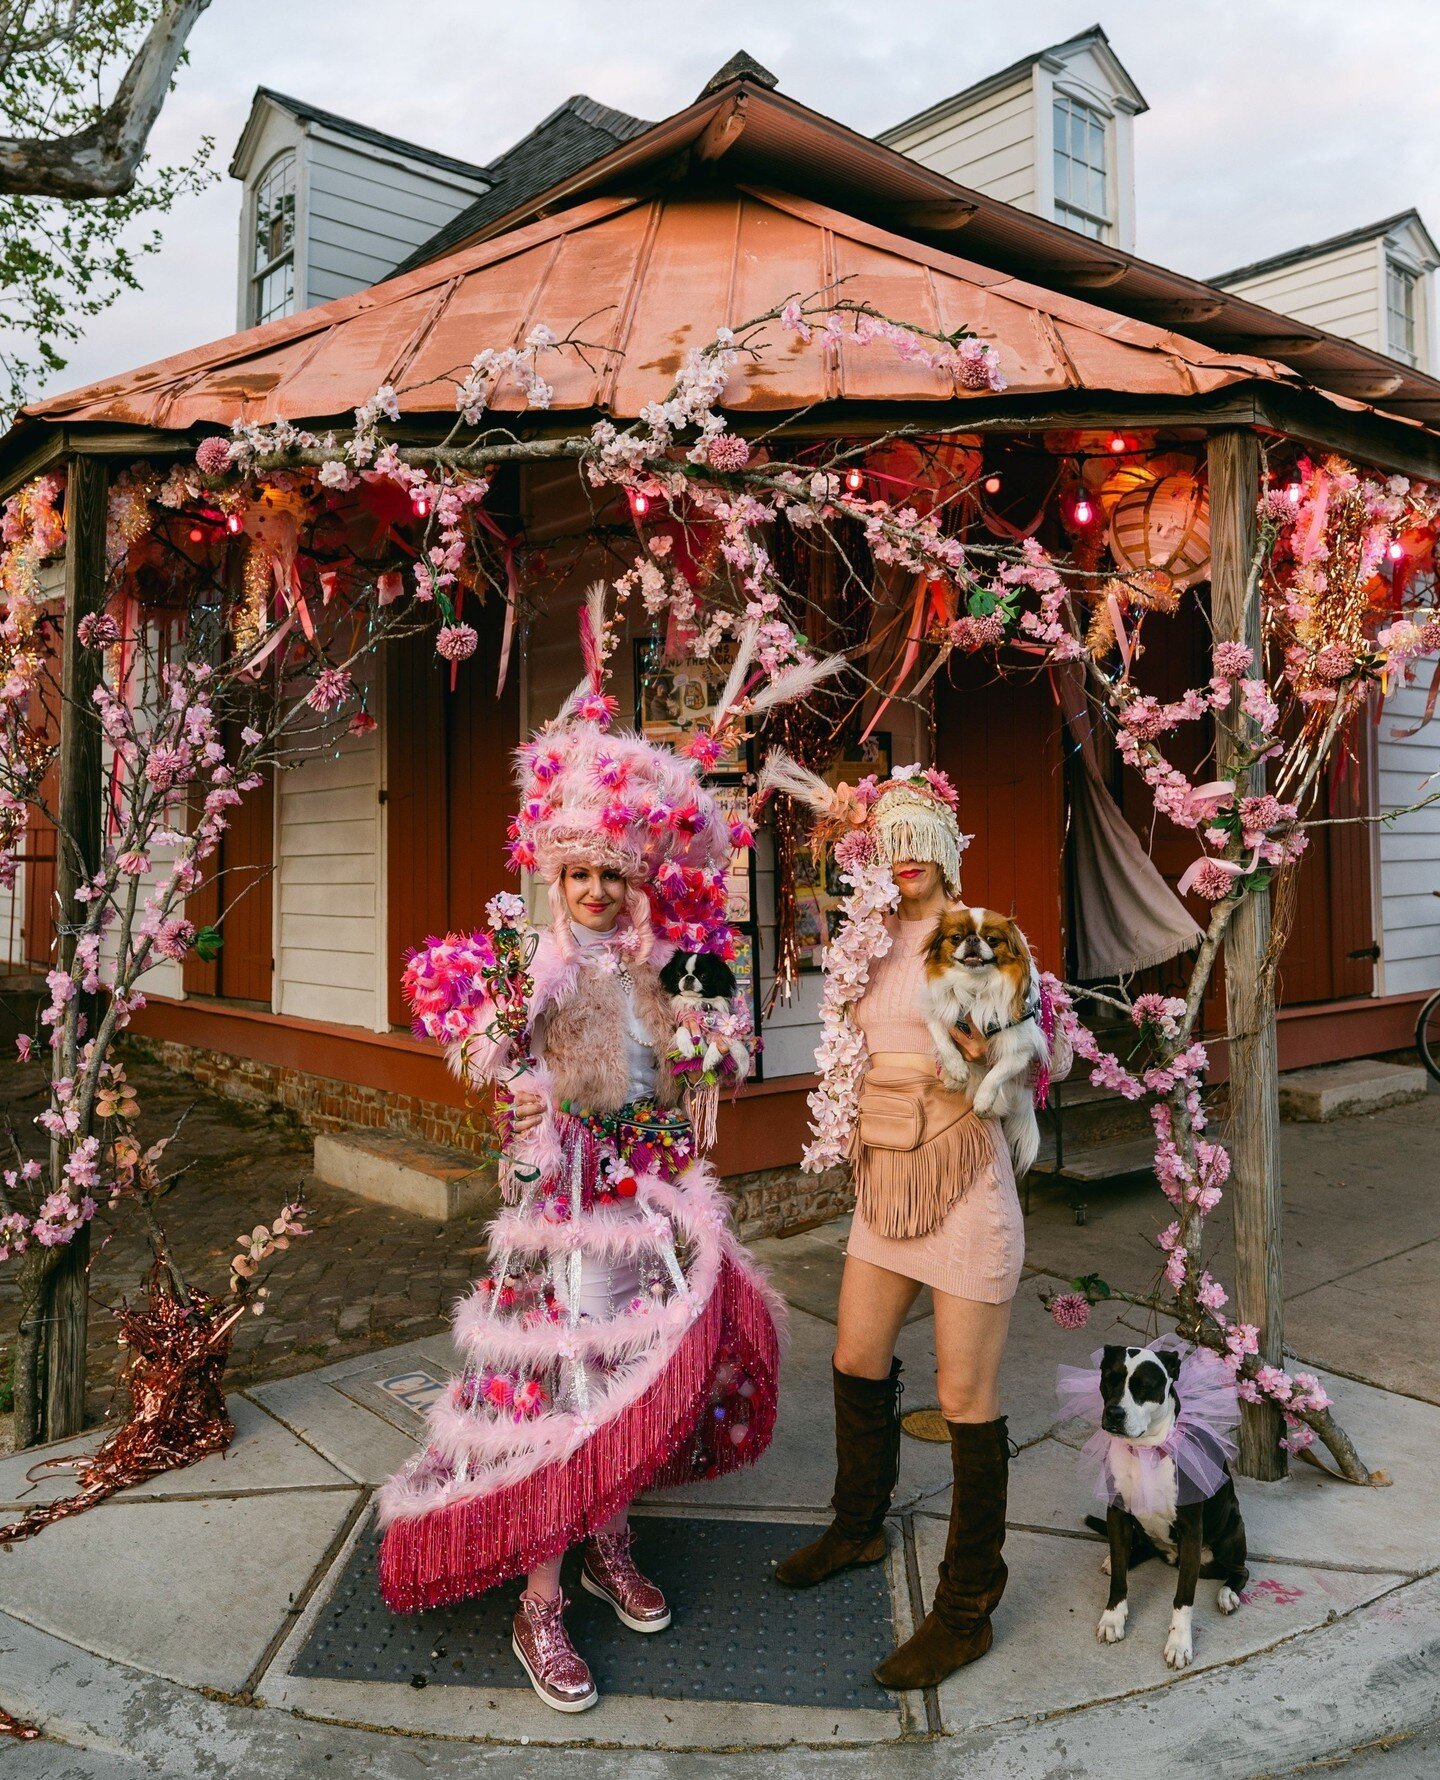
[435,623,479,662]
[1049,1292,1091,1331]
[195,436,233,476]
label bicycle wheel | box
[1417,988,1440,1083]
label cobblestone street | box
[0,1057,493,1439]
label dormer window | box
[1053,94,1109,240]
[1386,258,1419,366]
[252,152,297,325]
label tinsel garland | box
[0,1270,238,1545]
[0,1708,40,1742]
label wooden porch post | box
[1207,427,1286,1481]
[39,454,108,1442]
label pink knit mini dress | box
[845,916,1024,1304]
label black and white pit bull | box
[1092,1343,1249,1670]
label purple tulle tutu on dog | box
[1057,1334,1240,1517]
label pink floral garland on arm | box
[801,832,898,1173]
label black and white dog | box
[659,950,749,1080]
[1093,1344,1249,1670]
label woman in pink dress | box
[377,677,781,1713]
[759,760,1068,1690]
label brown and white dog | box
[920,908,1048,1177]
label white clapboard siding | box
[883,78,1037,211]
[303,133,487,305]
[0,863,24,966]
[275,716,382,1028]
[1220,238,1383,352]
[1378,668,1440,994]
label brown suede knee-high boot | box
[774,1360,902,1588]
[873,1415,1009,1689]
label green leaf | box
[1072,1272,1112,1301]
[967,589,999,617]
[193,926,223,962]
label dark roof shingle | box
[390,95,652,275]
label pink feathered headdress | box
[507,585,742,948]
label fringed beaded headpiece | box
[757,753,971,897]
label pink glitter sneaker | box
[581,1525,672,1633]
[510,1590,598,1712]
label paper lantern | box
[1104,453,1210,588]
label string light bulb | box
[224,512,243,535]
[629,490,650,519]
[845,466,864,492]
[1072,496,1094,526]
[188,528,204,544]
[1387,538,1405,561]
[1285,481,1302,505]
[411,494,430,519]
[983,473,1002,495]
[1108,434,1128,454]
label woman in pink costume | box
[377,670,781,1713]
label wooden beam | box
[1207,426,1286,1482]
[1128,297,1228,327]
[1250,385,1440,482]
[1209,333,1327,358]
[695,93,749,163]
[40,454,109,1442]
[1061,262,1131,290]
[1320,371,1407,401]
[877,199,979,233]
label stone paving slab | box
[0,1488,361,1693]
[915,1520,1409,1735]
[7,1569,1440,1778]
[1287,1240,1440,1405]
[246,1374,425,1485]
[0,1393,347,1512]
[652,1307,954,1513]
[749,1228,933,1326]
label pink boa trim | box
[377,1254,779,1610]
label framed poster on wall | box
[793,730,893,972]
[634,637,765,1076]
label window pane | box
[253,153,297,276]
[256,260,295,325]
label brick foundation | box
[122,1033,844,1239]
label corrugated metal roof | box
[21,186,1301,435]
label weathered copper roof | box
[23,186,1301,436]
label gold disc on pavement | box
[901,1408,950,1443]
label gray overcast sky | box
[35,0,1440,400]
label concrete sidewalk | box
[3,1240,1439,1778]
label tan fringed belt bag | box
[853,1051,996,1240]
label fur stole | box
[538,950,681,1112]
[447,928,679,1112]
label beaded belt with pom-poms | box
[558,1096,694,1185]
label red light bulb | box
[1387,538,1405,561]
[411,494,430,518]
[629,490,650,518]
[1108,434,1127,454]
[1072,497,1094,526]
[225,512,243,535]
[845,467,864,492]
[1285,481,1302,505]
[983,473,1002,495]
[189,527,204,543]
